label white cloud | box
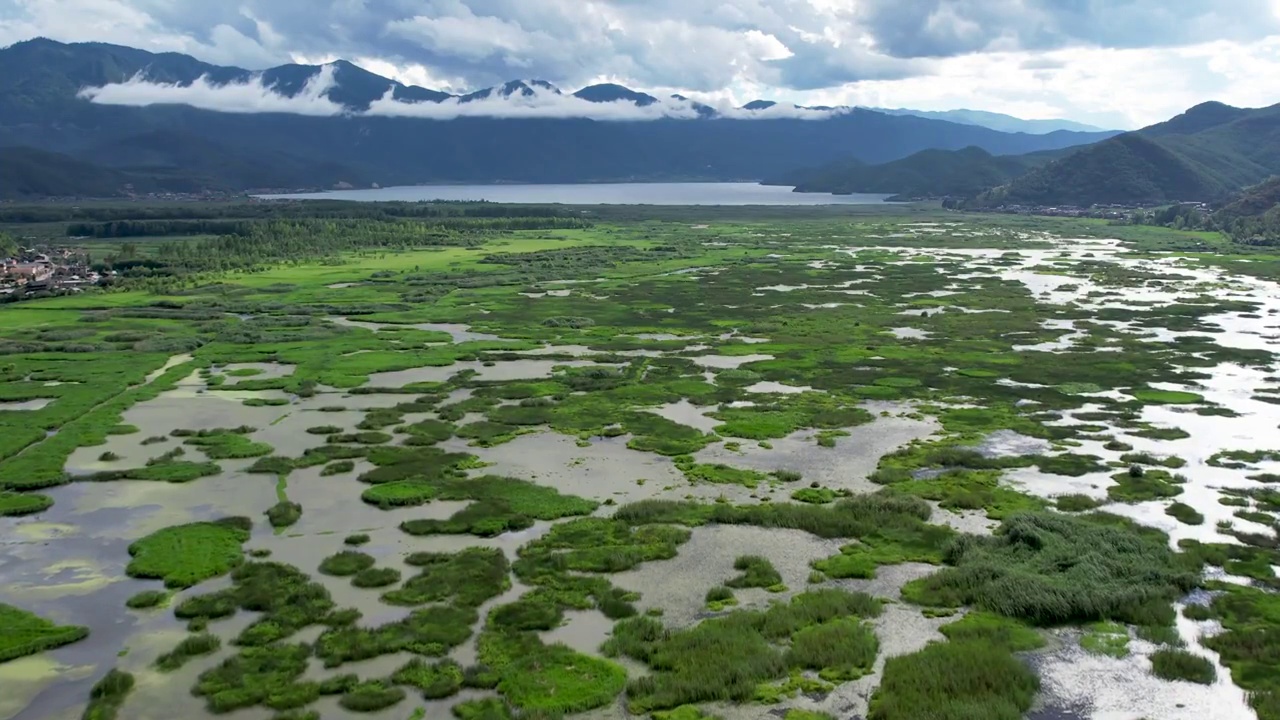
[5,0,1280,127]
[76,69,844,120]
[78,64,346,115]
[793,36,1280,129]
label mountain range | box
[0,38,1119,197]
[868,108,1109,135]
[780,100,1280,206]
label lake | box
[255,182,893,206]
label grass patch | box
[1055,494,1103,512]
[489,638,627,715]
[0,603,90,663]
[867,640,1038,720]
[321,460,356,476]
[81,669,134,720]
[1080,621,1130,658]
[1166,502,1205,525]
[155,633,221,672]
[726,555,783,589]
[901,512,1196,625]
[938,612,1045,651]
[0,491,53,516]
[791,487,836,504]
[1130,389,1204,405]
[1108,468,1185,502]
[125,590,168,609]
[340,680,406,712]
[392,658,464,699]
[319,551,376,577]
[1150,648,1216,684]
[604,589,881,712]
[352,566,401,589]
[265,501,302,528]
[125,517,250,589]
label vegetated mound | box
[902,511,1198,625]
[975,134,1227,207]
[773,146,1042,199]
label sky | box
[3,0,1280,128]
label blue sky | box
[3,0,1279,128]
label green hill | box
[974,134,1228,206]
[0,146,142,198]
[769,146,1046,199]
[974,102,1280,207]
[1215,176,1280,244]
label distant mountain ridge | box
[975,101,1280,206]
[0,38,1117,196]
[765,146,1053,200]
[780,100,1280,206]
[870,108,1111,135]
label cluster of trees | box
[1125,177,1280,245]
[67,220,255,238]
[0,200,584,226]
[135,215,591,274]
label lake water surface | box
[256,182,892,206]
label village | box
[0,245,111,298]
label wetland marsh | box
[2,205,1280,720]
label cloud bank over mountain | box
[7,0,1280,128]
[77,67,846,120]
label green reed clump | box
[488,597,564,631]
[397,475,596,536]
[1166,502,1205,525]
[316,605,479,667]
[604,589,880,713]
[352,566,401,589]
[318,551,376,577]
[344,533,370,546]
[503,646,624,713]
[125,590,168,609]
[1055,494,1103,512]
[265,501,302,528]
[705,586,737,611]
[867,640,1038,720]
[1150,648,1216,684]
[81,668,134,720]
[339,680,405,712]
[321,460,355,476]
[246,456,295,475]
[174,561,336,647]
[451,697,511,720]
[154,633,221,672]
[384,547,509,607]
[786,617,878,681]
[902,512,1196,626]
[791,487,836,504]
[726,555,783,589]
[392,658,464,699]
[1199,585,1280,708]
[193,642,315,713]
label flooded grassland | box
[2,215,1280,720]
